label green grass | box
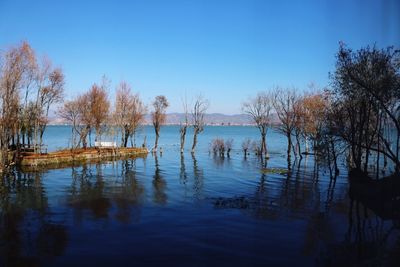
[260,168,288,175]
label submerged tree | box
[191,95,209,153]
[151,95,169,152]
[211,138,225,156]
[330,43,400,174]
[225,139,233,156]
[241,138,252,157]
[179,96,189,153]
[242,92,273,159]
[301,91,329,153]
[272,87,299,159]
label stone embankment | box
[18,147,148,168]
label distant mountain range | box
[49,113,280,126]
[148,113,254,125]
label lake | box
[0,126,399,266]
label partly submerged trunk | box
[180,125,187,153]
[330,139,339,176]
[154,130,160,151]
[261,131,268,158]
[295,132,302,159]
[191,128,199,153]
[287,133,292,159]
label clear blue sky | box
[0,0,399,114]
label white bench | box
[95,141,117,148]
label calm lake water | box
[0,126,399,266]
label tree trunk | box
[330,139,339,176]
[121,135,125,148]
[192,128,199,153]
[0,127,7,169]
[154,131,159,151]
[261,132,267,158]
[39,125,46,152]
[123,135,128,148]
[296,133,302,159]
[180,126,187,153]
[123,127,129,148]
[363,149,370,173]
[287,133,292,158]
[81,126,90,149]
[305,137,309,154]
[71,125,75,149]
[327,140,333,179]
[89,128,92,148]
[22,132,25,148]
[82,136,87,149]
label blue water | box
[43,125,285,154]
[1,126,399,266]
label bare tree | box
[88,81,110,142]
[37,67,64,147]
[115,81,133,147]
[191,95,209,153]
[241,138,252,156]
[128,91,146,147]
[179,96,189,153]
[76,93,92,148]
[211,138,225,156]
[292,96,306,157]
[272,87,299,159]
[242,92,273,158]
[225,139,233,156]
[33,56,52,152]
[114,81,146,147]
[151,95,169,152]
[58,100,80,148]
[61,80,110,149]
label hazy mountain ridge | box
[152,113,254,125]
[49,113,282,126]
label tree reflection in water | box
[113,159,145,223]
[0,170,67,267]
[152,154,167,205]
[69,163,111,220]
[316,197,400,266]
[69,160,145,223]
[192,153,204,200]
[179,154,188,185]
[178,153,204,201]
[213,155,400,265]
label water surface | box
[1,126,399,266]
